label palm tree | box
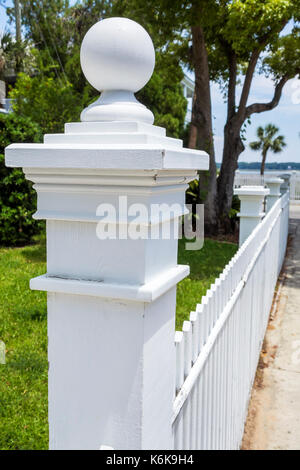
[249,124,286,175]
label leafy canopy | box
[6,0,187,138]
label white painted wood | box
[64,121,166,136]
[182,320,192,449]
[173,192,289,450]
[5,142,208,171]
[5,17,209,450]
[5,12,290,451]
[174,331,184,450]
[265,177,284,212]
[175,331,184,392]
[234,185,270,246]
[48,288,176,450]
[44,131,182,148]
[189,311,199,450]
[30,265,189,303]
[80,18,155,123]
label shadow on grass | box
[20,242,46,264]
[7,352,47,377]
[14,307,47,322]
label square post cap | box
[234,185,270,198]
[234,185,269,219]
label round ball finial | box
[80,17,155,93]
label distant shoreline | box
[216,162,300,171]
[235,169,300,174]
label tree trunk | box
[260,149,267,175]
[14,0,22,73]
[217,120,245,220]
[188,25,218,233]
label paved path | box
[242,203,300,450]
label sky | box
[209,75,300,164]
[0,1,13,34]
[1,3,299,163]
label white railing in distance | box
[234,172,300,201]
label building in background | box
[0,79,7,114]
[0,79,12,114]
[181,74,194,124]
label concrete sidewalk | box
[242,203,300,450]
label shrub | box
[9,72,85,134]
[0,113,43,246]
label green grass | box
[0,235,47,450]
[176,238,238,330]
[0,235,237,449]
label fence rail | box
[173,192,289,450]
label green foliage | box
[222,0,295,56]
[176,237,238,329]
[186,179,199,206]
[6,0,187,138]
[113,0,188,138]
[137,53,187,138]
[0,113,43,246]
[0,113,42,154]
[9,70,85,134]
[229,195,240,220]
[8,0,73,74]
[16,0,113,86]
[0,236,48,449]
[263,29,300,80]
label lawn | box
[176,238,237,329]
[0,234,47,450]
[0,235,237,450]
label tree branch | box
[236,48,260,121]
[245,75,289,118]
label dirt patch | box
[207,231,239,244]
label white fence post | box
[279,174,291,195]
[5,17,209,450]
[234,186,269,246]
[265,177,283,212]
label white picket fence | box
[172,191,289,450]
[234,172,300,201]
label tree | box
[249,124,286,175]
[14,0,22,72]
[215,1,300,226]
[9,68,85,134]
[112,0,218,228]
[5,0,187,138]
[0,30,37,85]
[112,0,188,138]
[117,0,300,232]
